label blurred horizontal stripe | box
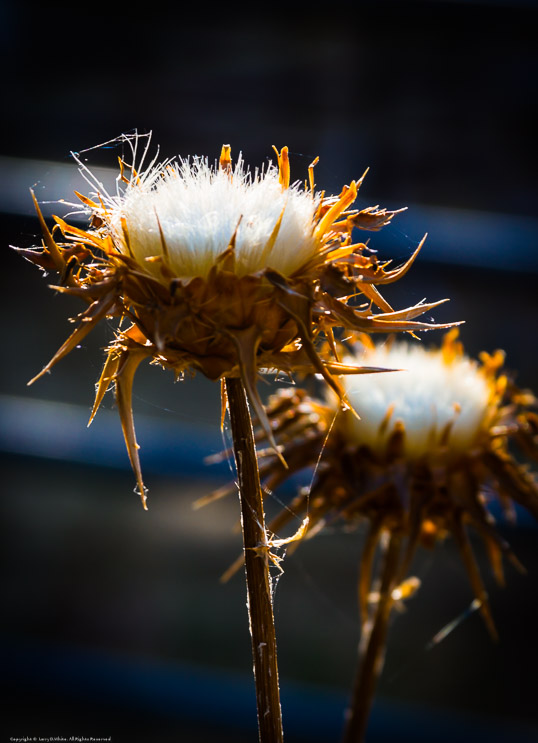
[1,393,535,528]
[0,393,226,478]
[3,637,538,743]
[2,155,538,272]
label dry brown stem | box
[225,376,284,743]
[342,533,402,743]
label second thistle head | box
[256,330,538,638]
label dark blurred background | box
[1,1,538,741]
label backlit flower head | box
[339,337,495,457]
[254,330,538,638]
[20,133,455,508]
[106,148,321,279]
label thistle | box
[22,134,454,505]
[19,133,455,742]
[249,329,538,742]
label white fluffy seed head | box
[340,342,494,458]
[102,155,320,280]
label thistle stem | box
[342,532,402,743]
[225,376,284,743]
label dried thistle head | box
[20,133,455,508]
[255,330,538,638]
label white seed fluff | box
[104,155,320,280]
[341,342,492,457]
